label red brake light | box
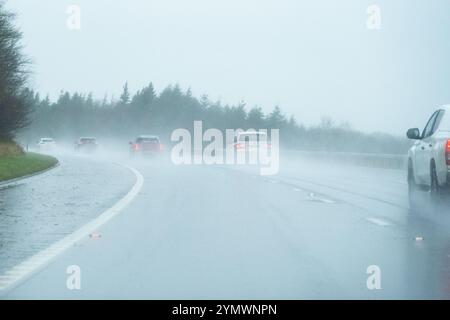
[159,144,165,151]
[134,144,140,151]
[236,143,245,150]
[446,140,450,165]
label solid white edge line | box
[0,163,144,293]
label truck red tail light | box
[134,144,140,151]
[446,140,450,165]
[235,143,245,150]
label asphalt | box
[1,152,450,299]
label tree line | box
[21,83,410,154]
[0,3,31,143]
[1,3,410,154]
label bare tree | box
[0,3,31,141]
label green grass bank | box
[0,142,58,181]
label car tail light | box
[446,140,450,165]
[159,144,165,151]
[236,143,245,150]
[134,144,140,151]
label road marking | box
[308,192,335,204]
[366,217,391,227]
[0,163,144,293]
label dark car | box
[129,135,164,157]
[75,137,98,153]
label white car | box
[407,105,450,209]
[233,131,271,152]
[227,131,272,165]
[37,138,56,151]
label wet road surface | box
[1,153,450,299]
[0,155,135,274]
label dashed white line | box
[308,193,335,204]
[0,163,144,293]
[366,217,391,227]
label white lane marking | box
[0,164,144,293]
[308,192,335,204]
[366,217,391,227]
[293,188,302,192]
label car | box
[129,135,164,157]
[229,131,272,164]
[407,105,450,210]
[233,131,271,152]
[37,138,56,151]
[75,137,98,153]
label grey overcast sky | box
[4,0,450,135]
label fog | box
[3,0,450,300]
[3,133,447,299]
[6,0,450,135]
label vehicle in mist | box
[37,138,56,152]
[129,135,164,157]
[407,105,450,209]
[75,137,98,154]
[3,0,450,302]
[234,131,271,152]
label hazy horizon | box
[5,0,450,135]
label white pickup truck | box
[407,105,450,209]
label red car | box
[129,135,164,157]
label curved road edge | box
[0,163,144,294]
[0,155,60,188]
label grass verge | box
[0,141,24,156]
[0,152,58,182]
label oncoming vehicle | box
[37,138,56,151]
[407,105,450,210]
[129,135,164,157]
[75,137,98,153]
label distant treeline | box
[0,4,411,155]
[21,82,411,154]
